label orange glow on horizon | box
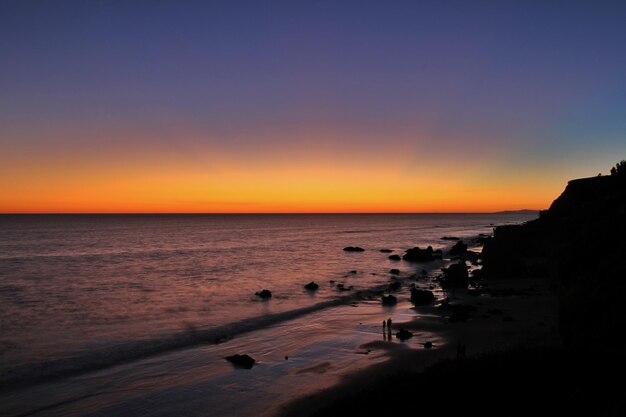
[0,152,560,214]
[0,130,572,214]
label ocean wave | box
[0,284,394,393]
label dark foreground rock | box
[379,249,393,253]
[410,288,436,305]
[388,254,401,261]
[343,246,365,252]
[395,328,413,340]
[255,289,272,299]
[225,354,256,369]
[304,281,319,291]
[441,261,469,288]
[381,295,397,305]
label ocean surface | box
[0,213,536,391]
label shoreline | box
[0,263,448,417]
[276,277,560,417]
[1,227,540,417]
[277,172,626,417]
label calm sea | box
[0,213,535,387]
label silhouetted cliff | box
[481,174,626,348]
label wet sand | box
[0,287,440,417]
[276,277,559,417]
[0,272,558,417]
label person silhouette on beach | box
[386,318,392,337]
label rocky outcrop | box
[448,240,467,256]
[402,246,442,262]
[410,288,436,305]
[304,282,319,291]
[441,261,469,288]
[480,173,626,348]
[480,226,534,279]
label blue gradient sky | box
[1,1,626,212]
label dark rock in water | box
[441,261,469,288]
[389,268,400,275]
[449,240,468,256]
[304,281,319,291]
[382,294,397,305]
[343,246,365,252]
[388,254,401,261]
[337,283,351,291]
[442,236,460,241]
[395,328,413,340]
[423,341,433,349]
[226,354,256,369]
[255,289,272,299]
[349,270,358,274]
[379,249,393,253]
[402,246,442,262]
[387,281,401,291]
[410,288,436,305]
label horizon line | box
[0,210,540,215]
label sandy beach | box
[1,259,559,417]
[277,277,560,417]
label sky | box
[1,0,626,213]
